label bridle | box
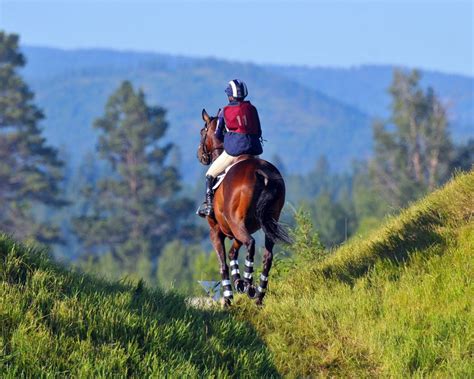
[198,117,224,165]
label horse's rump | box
[220,158,281,202]
[215,158,289,243]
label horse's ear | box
[216,108,221,117]
[202,109,210,122]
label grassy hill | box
[1,171,473,377]
[236,170,473,376]
[0,239,277,377]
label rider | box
[197,79,263,217]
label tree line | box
[282,69,473,247]
[1,31,472,292]
[1,31,208,288]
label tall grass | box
[0,239,278,377]
[236,171,474,377]
[1,171,472,377]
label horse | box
[197,109,291,306]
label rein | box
[199,117,224,165]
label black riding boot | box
[197,175,215,218]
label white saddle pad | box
[212,161,240,190]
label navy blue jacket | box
[215,101,263,156]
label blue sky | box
[1,0,472,76]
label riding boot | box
[197,175,215,217]
[204,175,215,216]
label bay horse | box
[197,109,290,306]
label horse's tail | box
[255,169,292,244]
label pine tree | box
[74,81,198,273]
[0,32,65,243]
[370,70,452,207]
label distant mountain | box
[268,64,473,141]
[20,46,473,182]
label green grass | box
[236,171,474,377]
[0,239,278,377]
[1,171,473,377]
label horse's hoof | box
[246,285,257,299]
[221,297,232,308]
[255,298,263,307]
[234,279,246,293]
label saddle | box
[213,155,255,190]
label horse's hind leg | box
[243,237,257,298]
[209,225,233,305]
[256,236,275,306]
[228,240,245,293]
[229,226,257,299]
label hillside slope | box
[0,239,277,377]
[21,47,473,181]
[22,46,370,181]
[237,170,473,377]
[1,171,472,377]
[269,64,474,141]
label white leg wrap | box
[257,286,266,293]
[260,274,268,281]
[223,290,233,298]
[221,279,231,287]
[229,260,239,266]
[245,259,254,267]
[231,269,240,276]
[243,272,253,279]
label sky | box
[0,0,473,76]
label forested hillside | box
[270,64,474,140]
[21,47,370,182]
[21,47,473,182]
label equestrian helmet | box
[225,79,248,99]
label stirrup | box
[203,202,214,217]
[196,202,213,218]
[196,203,208,218]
